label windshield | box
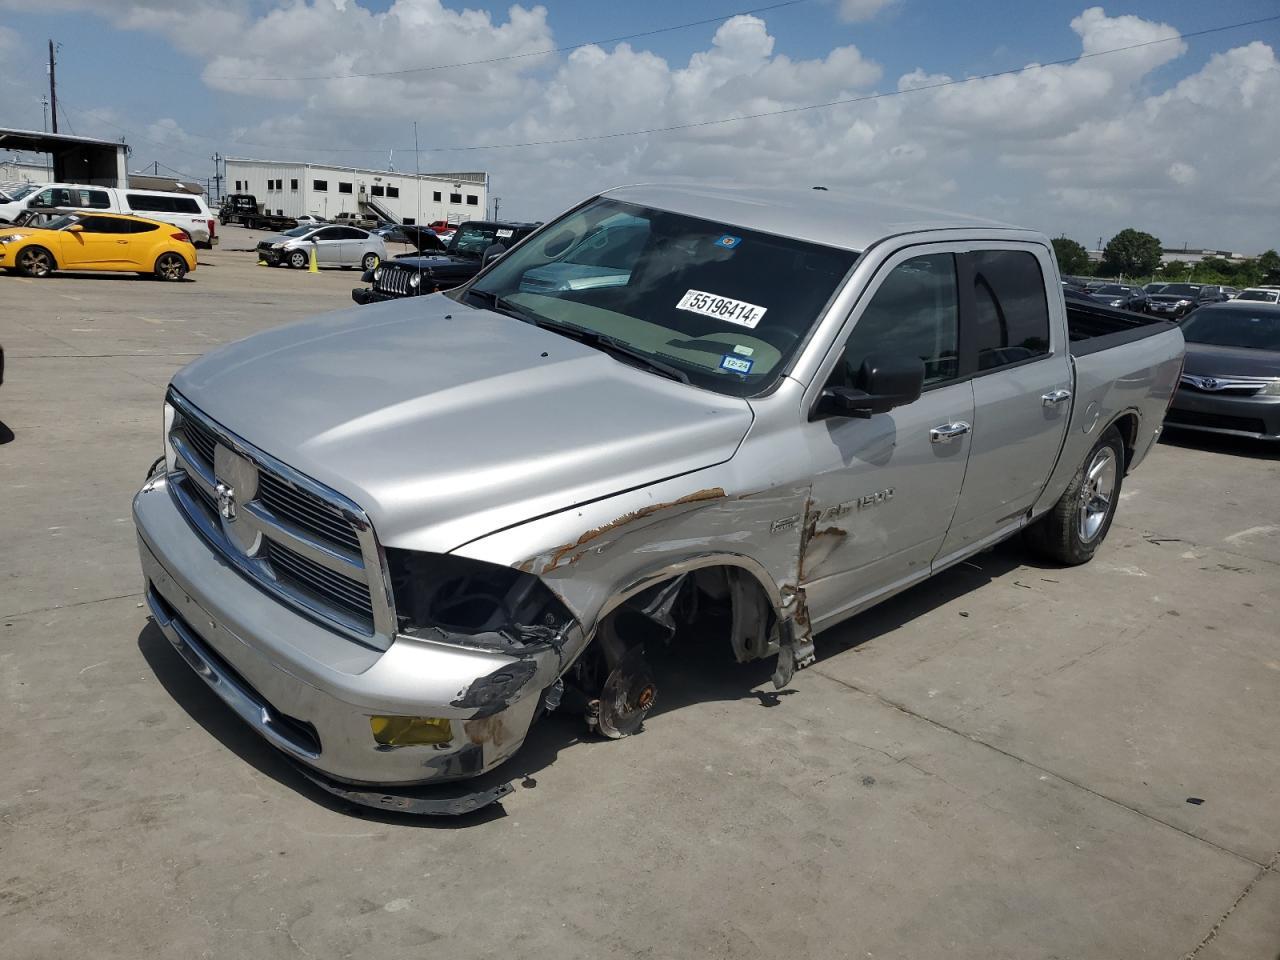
[448,222,513,258]
[1159,284,1201,297]
[1237,290,1279,302]
[468,197,859,397]
[1181,308,1280,350]
[7,183,39,201]
[41,213,83,230]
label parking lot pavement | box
[2,238,1278,958]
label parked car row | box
[0,180,217,247]
[1060,275,1244,318]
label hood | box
[1183,342,1280,378]
[172,295,753,553]
[388,252,475,270]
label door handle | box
[930,421,971,444]
[1042,389,1072,407]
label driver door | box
[60,216,123,269]
[799,247,975,630]
[311,227,345,265]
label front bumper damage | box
[134,477,568,814]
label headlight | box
[0,234,25,244]
[163,401,177,474]
[272,241,285,250]
[1177,299,1191,306]
[386,549,577,652]
[373,266,382,281]
[1110,299,1123,307]
[1260,380,1280,396]
[409,272,422,288]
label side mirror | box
[66,223,84,233]
[481,243,506,267]
[815,354,925,420]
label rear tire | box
[154,253,188,281]
[1025,426,1124,565]
[16,245,55,278]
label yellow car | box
[0,210,196,281]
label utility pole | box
[47,40,58,134]
[492,196,501,220]
[211,153,223,203]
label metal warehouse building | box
[224,158,488,225]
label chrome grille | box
[374,264,414,296]
[257,471,362,553]
[166,390,395,650]
[265,541,374,625]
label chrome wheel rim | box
[21,248,51,276]
[158,255,183,280]
[291,252,306,268]
[1078,446,1117,543]
[363,254,378,270]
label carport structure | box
[0,127,129,186]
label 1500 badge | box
[773,488,896,534]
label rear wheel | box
[16,245,55,278]
[1026,426,1124,565]
[154,253,188,281]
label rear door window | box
[966,250,1051,371]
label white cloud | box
[3,3,1278,251]
[838,0,898,24]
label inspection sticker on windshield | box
[496,229,514,238]
[676,289,767,328]
[719,354,754,375]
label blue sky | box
[2,1,1278,249]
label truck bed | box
[1067,300,1177,357]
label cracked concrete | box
[2,229,1278,958]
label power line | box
[204,0,811,82]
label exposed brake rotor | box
[592,647,657,739]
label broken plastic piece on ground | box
[1186,796,1205,805]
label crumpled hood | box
[172,295,753,553]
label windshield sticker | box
[715,235,741,249]
[677,289,767,328]
[732,345,754,356]
[719,354,754,375]
[496,229,514,238]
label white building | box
[224,158,487,226]
[0,158,53,183]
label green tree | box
[1101,228,1162,278]
[1051,237,1090,275]
[1163,260,1189,281]
[1258,249,1280,284]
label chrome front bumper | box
[134,476,559,789]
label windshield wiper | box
[464,288,534,323]
[530,319,691,384]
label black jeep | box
[351,220,539,304]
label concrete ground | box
[1,227,1277,959]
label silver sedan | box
[257,225,386,270]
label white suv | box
[1,183,219,248]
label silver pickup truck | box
[134,185,1184,813]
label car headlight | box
[409,272,422,288]
[1110,299,1123,307]
[272,241,286,250]
[386,549,577,652]
[1177,299,1191,306]
[163,401,177,474]
[0,234,24,244]
[373,266,382,281]
[1260,380,1280,396]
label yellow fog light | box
[370,715,452,747]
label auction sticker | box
[676,289,767,328]
[496,229,514,238]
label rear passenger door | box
[936,246,1072,562]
